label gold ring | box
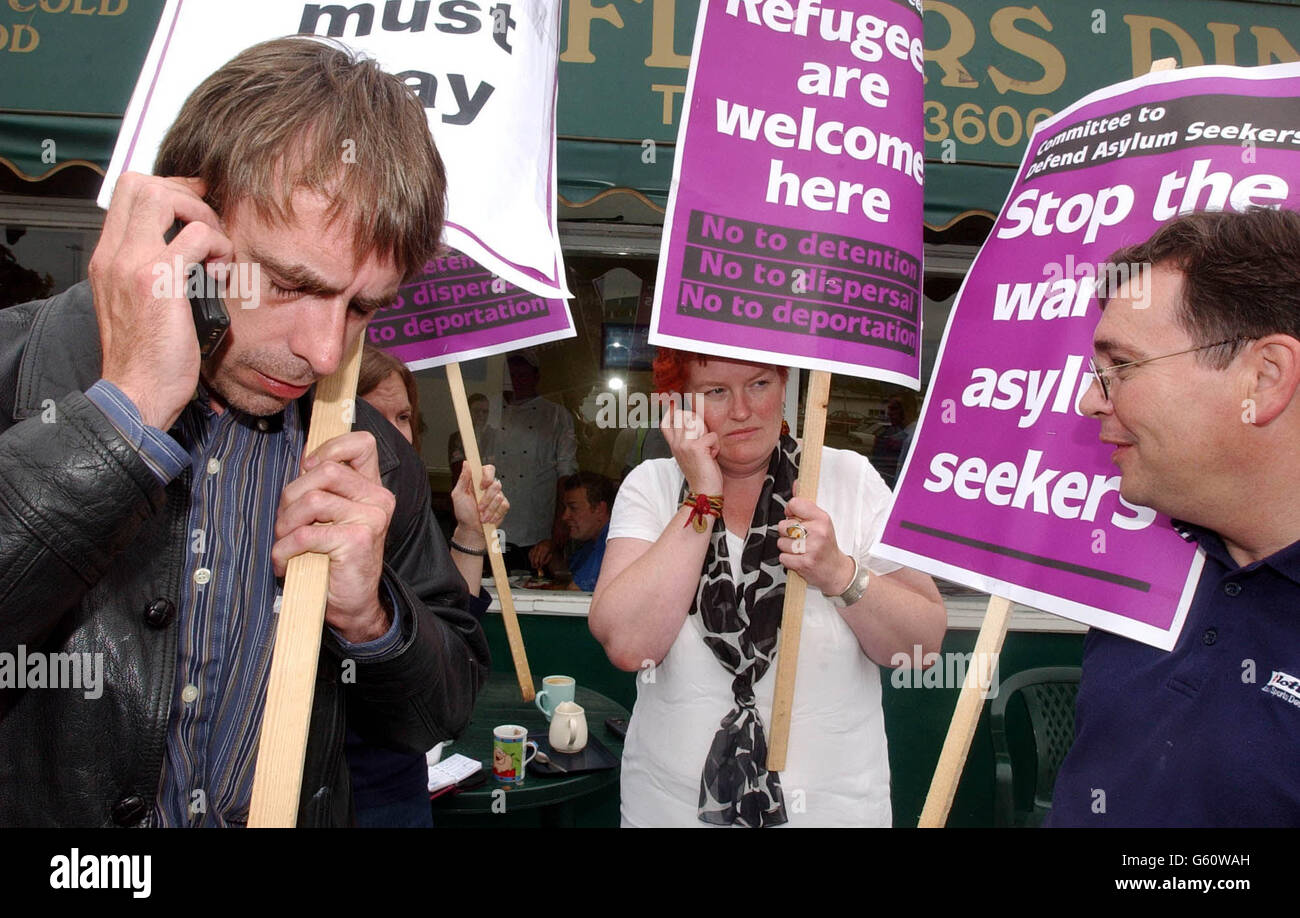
[786,523,807,540]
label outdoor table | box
[431,671,629,827]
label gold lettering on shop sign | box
[1206,23,1240,64]
[643,0,689,68]
[924,1,979,88]
[1250,25,1300,64]
[2,0,128,55]
[1125,15,1299,73]
[986,5,1066,96]
[650,82,684,124]
[0,23,38,51]
[1124,14,1205,73]
[561,0,626,64]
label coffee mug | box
[492,724,538,784]
[534,675,576,721]
[548,701,588,754]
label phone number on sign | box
[925,101,1054,148]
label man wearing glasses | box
[1049,207,1300,826]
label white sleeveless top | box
[608,447,901,827]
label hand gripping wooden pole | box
[446,362,534,702]
[917,594,1012,827]
[249,333,365,828]
[766,369,832,772]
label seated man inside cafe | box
[530,472,614,591]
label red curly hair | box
[652,347,791,395]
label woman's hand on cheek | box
[662,402,723,495]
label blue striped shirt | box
[87,380,402,827]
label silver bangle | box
[824,556,871,608]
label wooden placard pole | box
[446,361,535,702]
[766,369,832,772]
[917,595,1013,827]
[249,333,365,828]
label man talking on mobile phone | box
[0,37,489,827]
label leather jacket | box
[0,283,490,827]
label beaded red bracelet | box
[682,492,723,532]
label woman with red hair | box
[589,348,945,827]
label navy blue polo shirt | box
[1048,522,1300,827]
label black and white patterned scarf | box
[680,433,800,827]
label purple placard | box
[876,63,1300,650]
[368,249,574,371]
[650,0,925,387]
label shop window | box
[414,236,979,596]
[3,215,982,597]
[0,223,99,309]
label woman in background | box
[359,345,505,593]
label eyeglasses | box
[1089,338,1247,401]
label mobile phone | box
[164,219,230,358]
[605,717,628,740]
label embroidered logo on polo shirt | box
[1263,670,1300,708]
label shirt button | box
[193,567,212,586]
[181,684,200,703]
[1203,628,1218,645]
[206,458,221,475]
[1224,582,1242,596]
[257,419,269,432]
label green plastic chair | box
[991,666,1082,828]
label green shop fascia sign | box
[554,0,1300,223]
[4,0,1300,220]
[0,0,165,180]
[558,0,1300,164]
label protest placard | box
[649,0,925,387]
[100,0,570,300]
[876,62,1300,652]
[370,248,573,370]
[646,0,925,771]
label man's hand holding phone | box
[90,173,234,431]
